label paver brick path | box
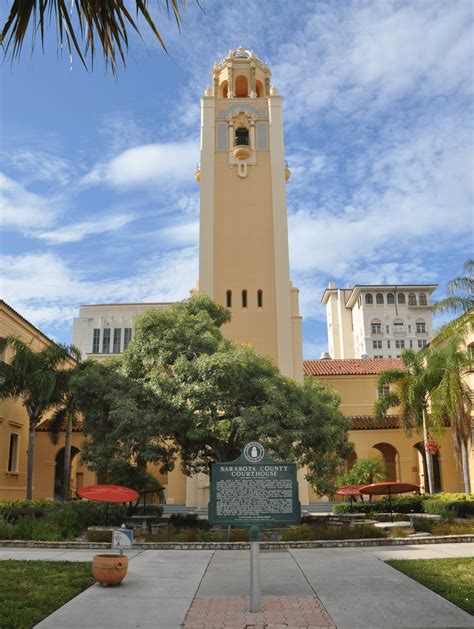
[183,595,336,628]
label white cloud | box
[0,173,59,230]
[158,220,199,247]
[0,248,198,329]
[84,141,199,189]
[6,149,74,186]
[37,214,136,244]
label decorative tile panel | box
[256,123,268,150]
[216,123,228,150]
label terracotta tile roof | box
[304,358,404,376]
[348,415,400,430]
[36,417,84,432]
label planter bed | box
[0,534,473,550]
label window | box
[7,433,19,472]
[419,293,427,305]
[372,340,382,349]
[396,340,405,349]
[113,329,121,353]
[408,293,417,306]
[374,355,384,359]
[387,340,391,348]
[386,325,389,333]
[235,128,249,146]
[226,290,232,308]
[393,320,404,334]
[387,293,395,304]
[376,293,384,304]
[242,289,248,308]
[365,293,373,304]
[378,384,390,399]
[418,339,427,348]
[408,325,411,333]
[92,329,100,354]
[409,340,413,348]
[102,328,110,354]
[397,293,405,304]
[371,321,382,334]
[416,321,426,334]
[257,289,263,308]
[124,328,132,350]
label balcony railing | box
[393,327,406,336]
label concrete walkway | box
[0,544,472,628]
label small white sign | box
[112,529,133,549]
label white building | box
[72,303,171,361]
[321,283,437,359]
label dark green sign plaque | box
[208,442,301,527]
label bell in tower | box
[194,48,303,383]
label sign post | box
[209,442,300,613]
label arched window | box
[242,289,248,308]
[365,293,373,305]
[235,75,248,97]
[393,318,404,335]
[226,290,232,308]
[257,289,263,308]
[371,319,382,334]
[416,319,426,334]
[256,80,263,97]
[397,293,406,304]
[235,128,249,146]
[408,293,417,306]
[419,293,427,305]
[376,293,384,304]
[219,80,228,98]
[387,293,395,304]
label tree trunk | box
[63,416,73,501]
[422,408,434,494]
[26,421,36,500]
[461,440,471,495]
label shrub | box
[424,495,474,519]
[412,517,474,535]
[168,513,210,530]
[85,529,113,542]
[333,494,425,515]
[13,516,62,541]
[0,518,15,540]
[280,523,385,541]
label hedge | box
[333,493,474,517]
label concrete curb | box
[0,534,473,550]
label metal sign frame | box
[208,442,301,528]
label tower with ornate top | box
[195,47,303,382]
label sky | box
[1,0,473,358]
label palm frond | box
[1,0,189,75]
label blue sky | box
[1,0,473,357]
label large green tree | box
[434,259,474,316]
[0,336,75,499]
[74,296,352,495]
[1,0,190,74]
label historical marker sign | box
[208,442,301,527]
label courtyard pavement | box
[0,544,472,628]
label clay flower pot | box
[92,554,128,586]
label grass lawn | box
[387,557,474,615]
[0,560,94,628]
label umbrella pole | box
[350,495,353,513]
[389,487,393,523]
[106,502,109,526]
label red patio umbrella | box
[336,485,364,512]
[359,482,419,522]
[78,484,139,524]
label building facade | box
[322,283,437,359]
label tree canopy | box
[73,295,352,495]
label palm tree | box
[344,457,386,485]
[48,385,82,501]
[430,337,473,494]
[374,349,443,494]
[0,336,75,499]
[434,259,473,316]
[1,0,188,75]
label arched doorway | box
[54,446,80,500]
[369,443,399,481]
[414,442,442,493]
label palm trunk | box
[26,421,36,500]
[461,440,471,495]
[422,408,435,494]
[63,416,73,501]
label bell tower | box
[195,48,303,382]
